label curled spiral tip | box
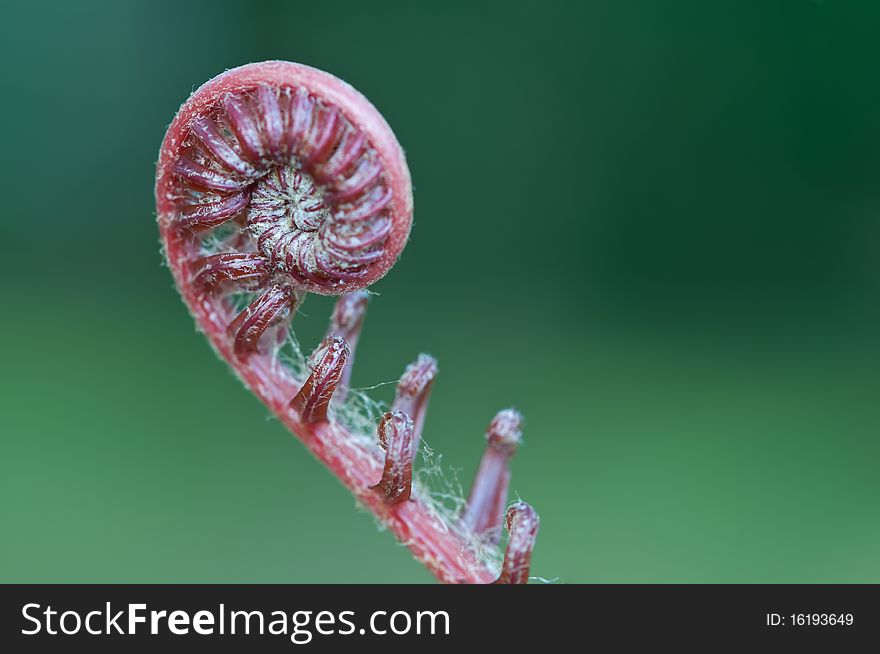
[156,61,413,297]
[487,408,524,452]
[496,501,540,585]
[394,353,439,400]
[373,410,416,504]
[290,336,350,424]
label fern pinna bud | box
[227,284,296,359]
[461,409,523,541]
[326,290,370,402]
[290,336,349,424]
[391,354,438,454]
[191,252,270,293]
[496,501,540,585]
[372,410,416,504]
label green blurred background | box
[1,0,878,583]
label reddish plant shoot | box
[155,61,539,583]
[325,290,369,403]
[391,353,438,454]
[372,410,415,504]
[497,503,540,585]
[290,336,349,424]
[462,409,523,542]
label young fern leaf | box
[155,61,539,583]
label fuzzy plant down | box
[155,61,539,583]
